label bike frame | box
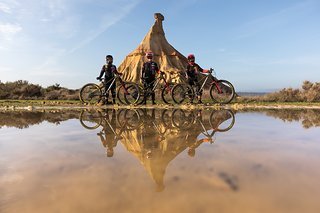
[196,72,223,94]
[103,77,116,94]
[144,73,170,94]
[102,75,129,95]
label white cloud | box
[0,2,11,13]
[0,23,22,40]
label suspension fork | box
[212,80,223,93]
[161,76,171,91]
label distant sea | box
[237,92,268,96]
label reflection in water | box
[238,109,320,129]
[264,109,320,128]
[1,108,320,212]
[80,108,235,191]
[0,110,80,129]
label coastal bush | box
[0,80,79,100]
[237,80,320,103]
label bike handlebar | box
[96,77,104,81]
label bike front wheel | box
[79,83,102,104]
[209,109,235,132]
[210,80,235,104]
[161,84,174,104]
[171,109,195,129]
[117,83,140,105]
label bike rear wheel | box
[79,110,102,129]
[210,80,235,104]
[172,84,194,104]
[79,83,102,104]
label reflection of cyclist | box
[141,52,160,105]
[185,110,205,157]
[185,54,209,104]
[140,109,161,157]
[97,109,118,157]
[96,55,121,105]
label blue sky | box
[1,0,319,92]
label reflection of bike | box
[171,109,235,131]
[197,109,235,142]
[79,75,140,105]
[172,68,235,104]
[79,109,142,157]
[137,72,174,105]
[184,109,235,157]
[79,109,140,131]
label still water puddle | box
[1,108,320,213]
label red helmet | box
[187,54,195,64]
[146,51,153,59]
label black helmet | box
[106,55,113,64]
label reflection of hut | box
[118,109,236,191]
[120,127,188,191]
[118,13,187,83]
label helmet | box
[106,55,113,59]
[146,51,153,59]
[187,54,195,62]
[106,55,113,64]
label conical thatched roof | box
[118,13,187,83]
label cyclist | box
[96,55,121,105]
[141,51,162,105]
[185,54,209,104]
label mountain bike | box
[171,68,235,104]
[79,74,140,105]
[137,71,174,105]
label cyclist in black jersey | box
[141,51,160,105]
[97,55,121,104]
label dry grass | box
[0,80,79,100]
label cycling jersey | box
[142,61,159,82]
[98,64,118,80]
[186,63,204,79]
